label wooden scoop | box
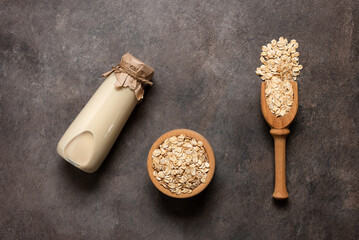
[261,81,298,200]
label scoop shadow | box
[272,198,289,209]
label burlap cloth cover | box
[102,53,154,101]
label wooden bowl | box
[147,129,215,198]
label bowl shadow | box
[153,174,216,219]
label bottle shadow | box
[56,76,157,193]
[56,99,148,193]
[58,157,103,192]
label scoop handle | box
[270,128,290,200]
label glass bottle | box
[57,53,154,173]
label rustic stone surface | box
[0,0,358,239]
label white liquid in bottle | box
[57,53,154,173]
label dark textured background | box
[0,0,358,239]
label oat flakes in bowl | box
[147,129,215,198]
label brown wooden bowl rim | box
[147,129,215,199]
